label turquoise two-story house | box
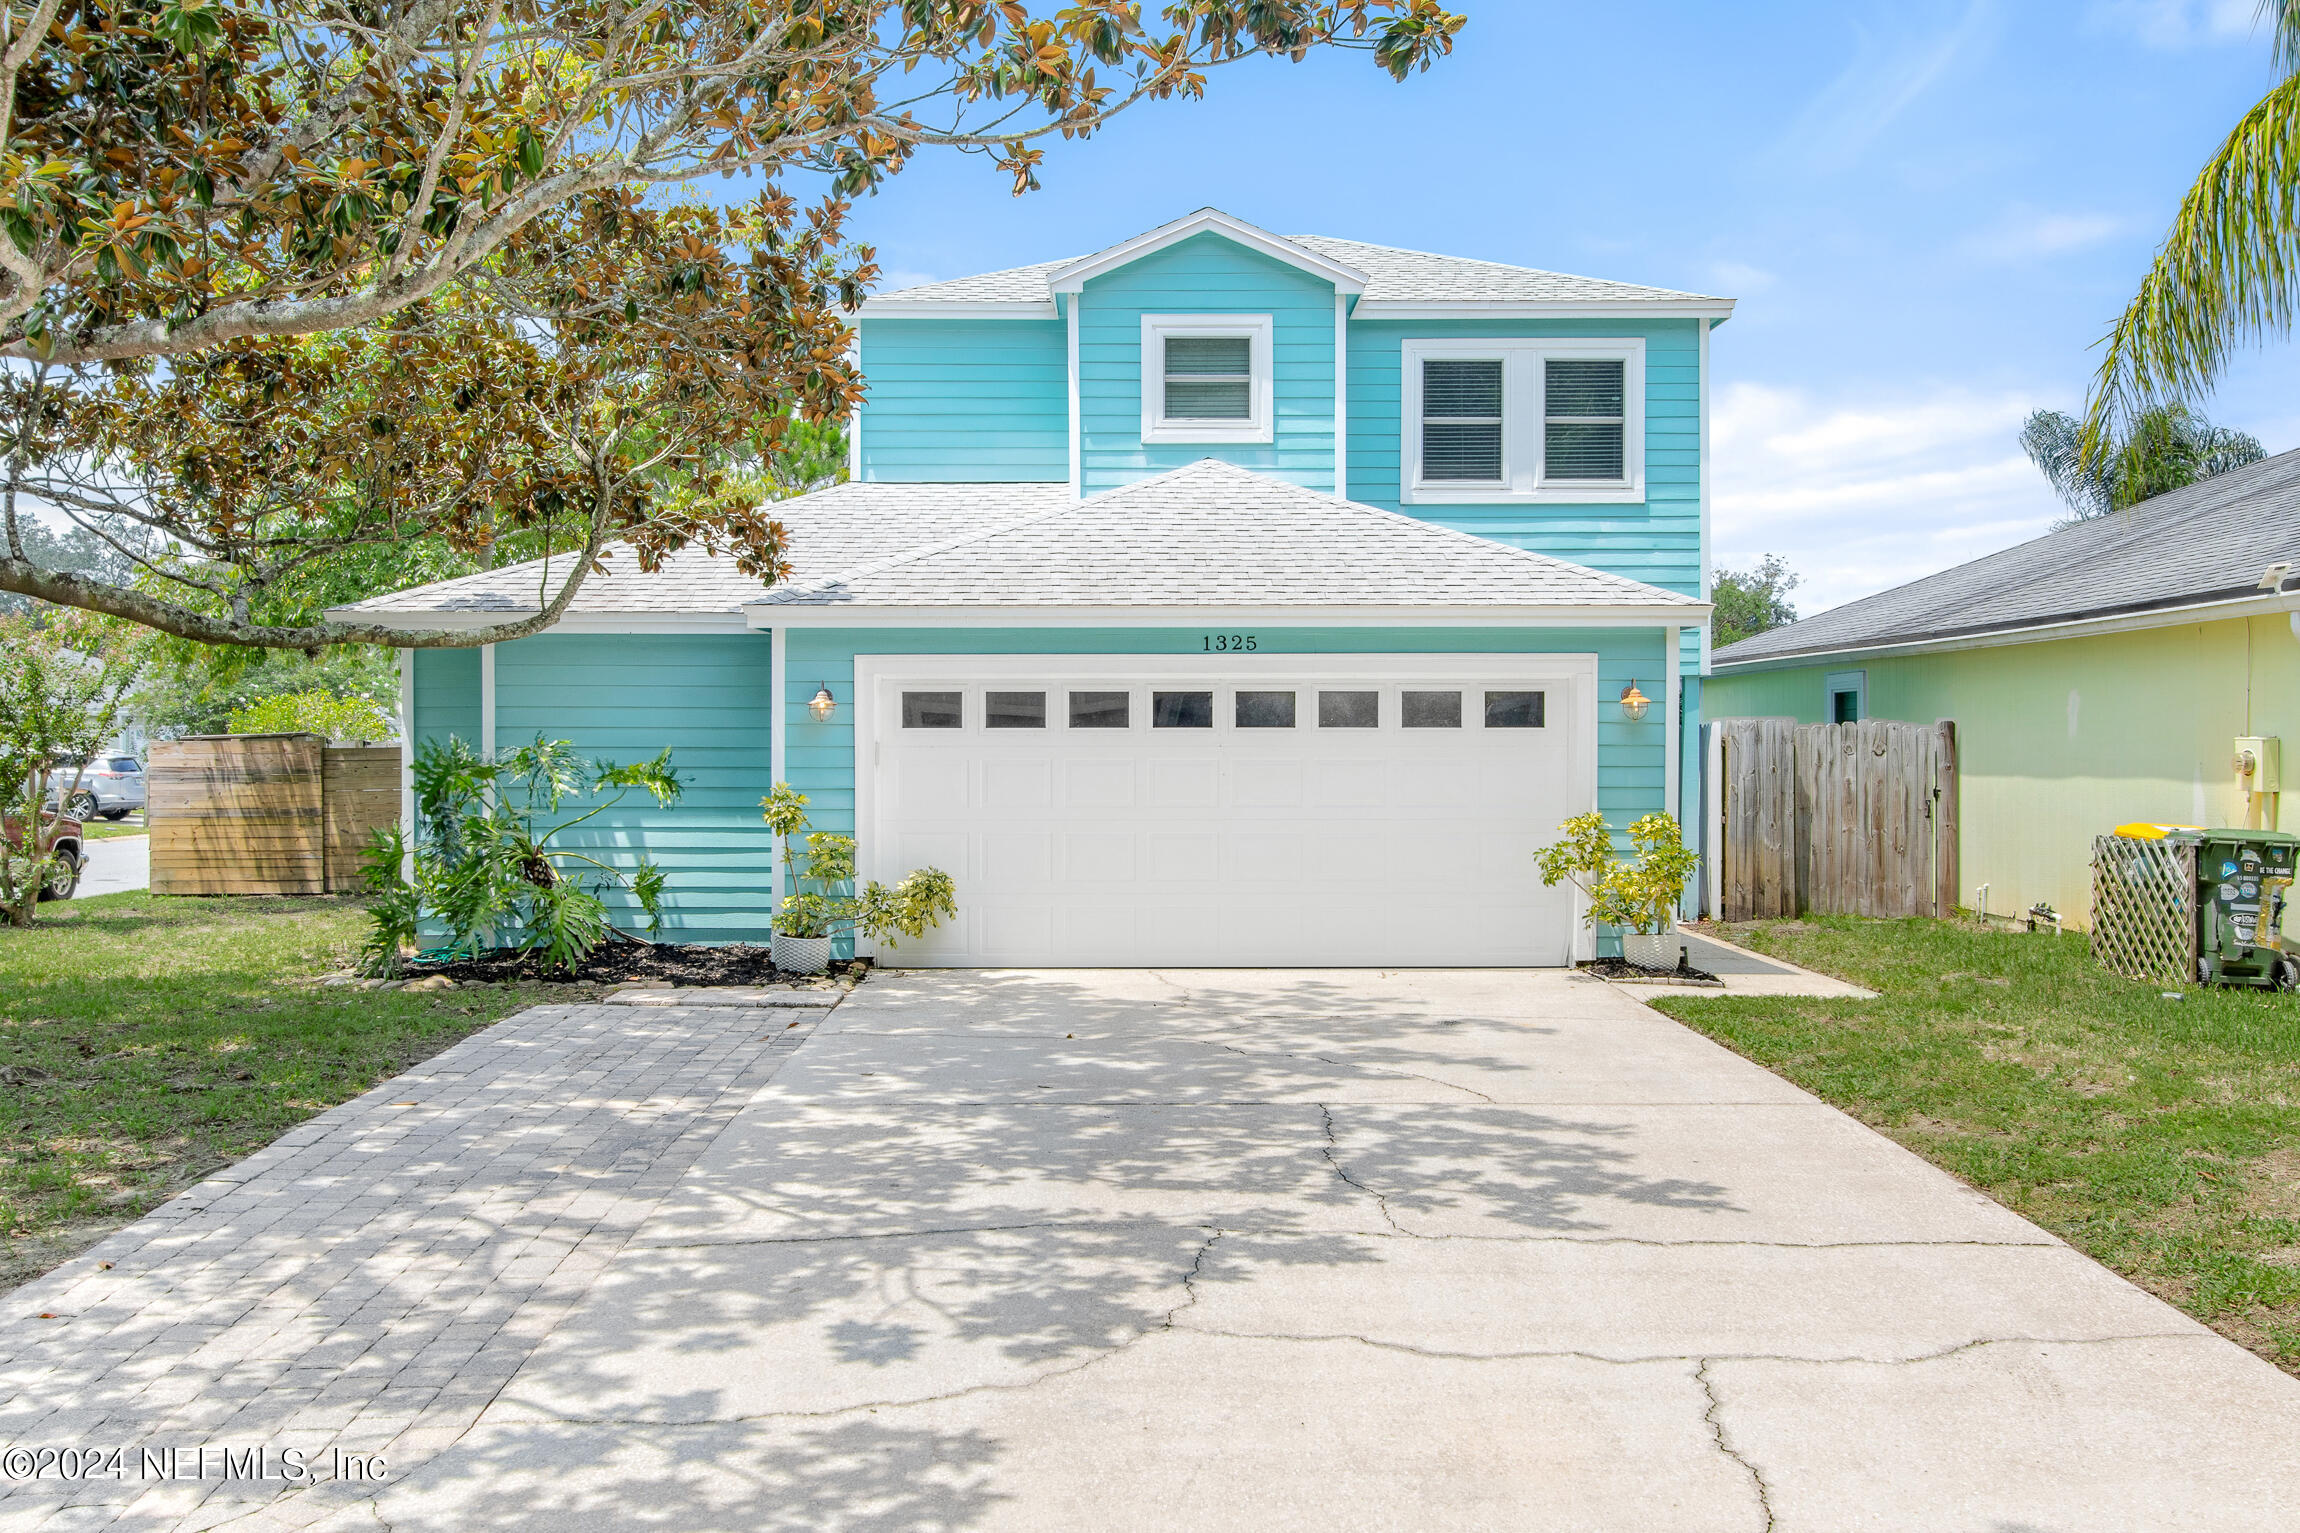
[344,209,1727,966]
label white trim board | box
[1354,299,1735,321]
[857,298,1735,322]
[859,300,1061,319]
[1333,293,1350,495]
[336,605,1709,638]
[745,605,1709,629]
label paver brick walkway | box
[0,1002,823,1532]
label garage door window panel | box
[1153,691,1214,728]
[987,691,1047,729]
[1235,691,1297,728]
[1484,691,1546,728]
[1402,690,1462,728]
[1069,691,1131,729]
[1319,690,1380,728]
[902,691,963,729]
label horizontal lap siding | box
[860,319,1068,482]
[1346,317,1705,633]
[783,625,1674,953]
[492,633,774,944]
[1080,234,1337,494]
[412,649,479,749]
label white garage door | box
[857,653,1597,967]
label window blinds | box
[1163,335,1253,420]
[1420,358,1504,481]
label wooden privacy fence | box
[149,734,399,896]
[1715,718,1959,922]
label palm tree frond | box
[2020,408,2112,518]
[2273,0,2300,76]
[2083,69,2300,463]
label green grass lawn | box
[0,892,583,1289]
[79,818,147,841]
[1657,917,2300,1375]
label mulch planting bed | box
[1582,957,1721,983]
[409,942,864,987]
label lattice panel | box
[2091,835,2198,987]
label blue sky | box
[840,0,2300,615]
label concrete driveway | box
[75,833,147,897]
[10,969,2300,1530]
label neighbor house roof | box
[335,461,1706,627]
[1714,447,2300,669]
[748,459,1704,614]
[863,210,1731,317]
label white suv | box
[46,755,146,820]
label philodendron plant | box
[361,735,683,974]
[1534,811,1700,936]
[760,783,957,948]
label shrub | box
[1535,811,1700,937]
[360,734,681,973]
[759,783,957,948]
[227,690,396,742]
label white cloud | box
[1957,208,2123,263]
[1784,0,1996,172]
[1711,381,2066,612]
[2090,0,2257,48]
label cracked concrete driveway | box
[13,969,2300,1532]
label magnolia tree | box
[0,613,141,925]
[0,0,1466,651]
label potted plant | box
[760,784,958,974]
[1535,811,1701,971]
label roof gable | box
[1047,208,1366,296]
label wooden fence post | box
[1934,719,1959,918]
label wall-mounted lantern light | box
[808,684,837,722]
[1618,680,1650,723]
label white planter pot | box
[772,932,833,975]
[1621,931,1682,971]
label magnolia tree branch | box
[0,541,603,650]
[1,2,1462,363]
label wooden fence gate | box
[1714,718,1959,922]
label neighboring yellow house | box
[1706,450,2300,933]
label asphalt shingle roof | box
[1714,447,2300,666]
[345,462,1701,620]
[873,235,1722,309]
[754,460,1699,611]
[337,483,1073,616]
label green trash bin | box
[2173,829,2299,988]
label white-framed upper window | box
[1141,314,1274,444]
[1399,337,1645,504]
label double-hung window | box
[1400,338,1644,503]
[1141,314,1274,444]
